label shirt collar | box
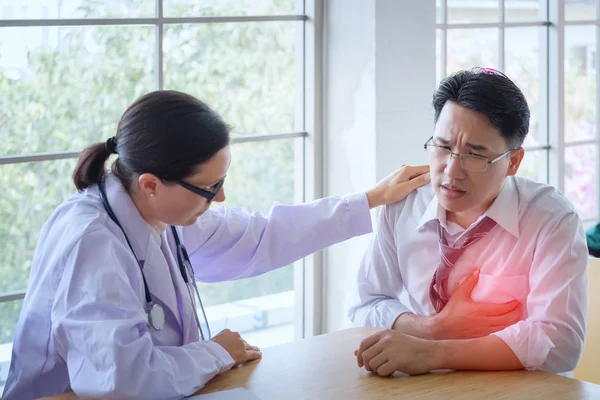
[484,177,520,238]
[415,177,520,238]
[416,195,443,232]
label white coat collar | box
[89,174,189,338]
[101,173,153,263]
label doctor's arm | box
[184,166,429,283]
[52,229,237,400]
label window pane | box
[505,27,543,147]
[224,139,297,212]
[164,0,298,17]
[437,0,442,23]
[197,138,298,346]
[448,0,499,24]
[505,0,540,22]
[566,0,597,21]
[0,299,22,392]
[163,22,298,135]
[565,26,597,142]
[436,29,444,85]
[0,1,155,19]
[0,159,77,293]
[447,28,498,74]
[565,145,597,219]
[518,150,547,183]
[0,26,155,156]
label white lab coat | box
[3,174,372,399]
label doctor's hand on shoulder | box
[365,165,430,208]
[204,165,430,368]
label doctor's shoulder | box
[40,190,122,251]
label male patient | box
[349,67,588,376]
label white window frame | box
[0,0,325,342]
[436,0,600,226]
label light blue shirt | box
[3,174,372,399]
[349,176,588,374]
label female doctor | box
[3,90,429,400]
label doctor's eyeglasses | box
[178,177,225,202]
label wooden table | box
[197,327,600,400]
[36,327,600,399]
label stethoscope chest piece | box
[98,178,210,337]
[148,303,165,331]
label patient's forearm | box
[392,312,437,340]
[430,335,523,371]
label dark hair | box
[73,90,230,192]
[432,67,530,148]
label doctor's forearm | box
[429,335,524,371]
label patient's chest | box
[395,223,534,309]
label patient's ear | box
[507,148,524,177]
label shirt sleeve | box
[182,193,372,282]
[52,228,235,400]
[348,204,413,328]
[492,211,588,373]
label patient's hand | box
[355,329,434,376]
[366,165,430,208]
[430,270,523,340]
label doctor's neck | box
[129,188,167,233]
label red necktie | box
[429,217,497,313]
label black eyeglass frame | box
[178,177,225,202]
[423,136,515,172]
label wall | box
[322,0,436,332]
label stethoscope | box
[98,178,212,340]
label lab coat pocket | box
[470,273,529,304]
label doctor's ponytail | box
[72,90,230,192]
[73,141,114,191]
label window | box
[587,46,596,77]
[436,0,599,229]
[0,0,319,390]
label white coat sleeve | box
[52,227,234,400]
[182,193,372,282]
